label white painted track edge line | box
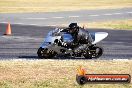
[52,17,64,19]
[113,59,129,61]
[89,15,99,16]
[69,16,80,18]
[24,18,48,19]
[126,12,132,13]
[0,22,56,27]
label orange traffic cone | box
[4,22,12,35]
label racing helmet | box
[68,23,79,34]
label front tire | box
[37,47,56,59]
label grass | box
[0,0,132,13]
[89,19,132,29]
[0,59,132,88]
[74,19,132,30]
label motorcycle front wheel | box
[37,47,56,59]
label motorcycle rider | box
[61,23,92,47]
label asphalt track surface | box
[0,23,132,60]
[0,8,132,60]
[0,8,132,26]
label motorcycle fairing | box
[40,29,61,48]
[40,29,108,48]
[90,32,108,44]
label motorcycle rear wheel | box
[83,46,103,59]
[91,46,103,58]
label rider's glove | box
[62,42,67,47]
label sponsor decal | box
[76,66,131,85]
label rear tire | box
[83,49,92,59]
[37,47,56,59]
[91,46,103,58]
[83,46,103,59]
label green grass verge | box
[0,0,132,13]
[77,20,132,30]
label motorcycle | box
[37,28,108,59]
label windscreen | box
[62,33,74,43]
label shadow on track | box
[17,56,84,60]
[18,55,93,60]
[18,56,38,59]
